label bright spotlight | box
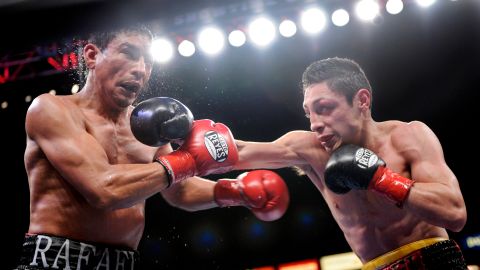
[49,90,56,95]
[198,27,225,55]
[279,20,297,38]
[228,30,247,47]
[71,84,79,94]
[331,9,350,27]
[25,95,32,103]
[178,40,196,57]
[416,0,436,7]
[386,0,404,14]
[248,17,276,47]
[150,38,174,63]
[300,8,327,34]
[355,0,380,21]
[1,101,8,109]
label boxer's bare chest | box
[81,110,154,164]
[306,136,411,211]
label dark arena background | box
[2,0,480,269]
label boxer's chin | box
[322,136,342,153]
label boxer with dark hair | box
[234,57,468,269]
[16,25,289,270]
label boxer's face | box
[303,82,362,152]
[94,32,153,109]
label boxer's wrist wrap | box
[155,150,197,188]
[155,159,173,188]
[369,166,415,208]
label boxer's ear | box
[83,44,99,69]
[355,89,371,110]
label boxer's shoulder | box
[26,94,85,133]
[28,93,81,114]
[287,130,329,165]
[280,130,320,147]
[277,130,325,157]
[383,121,441,164]
[385,120,428,135]
[389,121,432,148]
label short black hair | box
[302,57,372,106]
[76,24,153,87]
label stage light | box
[71,84,79,94]
[1,101,7,109]
[252,267,275,270]
[320,252,362,270]
[178,40,196,57]
[25,95,32,103]
[300,212,315,226]
[300,7,327,34]
[386,0,404,15]
[49,90,56,95]
[416,0,436,7]
[190,225,222,253]
[248,17,276,47]
[249,222,265,238]
[331,9,350,27]
[228,30,247,47]
[150,38,174,63]
[199,230,215,246]
[198,27,225,55]
[279,259,319,270]
[279,20,297,38]
[355,0,380,21]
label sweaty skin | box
[24,32,218,250]
[234,82,466,262]
[25,95,161,248]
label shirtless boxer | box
[15,25,289,270]
[234,57,468,269]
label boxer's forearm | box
[161,177,217,211]
[235,140,307,170]
[87,162,170,210]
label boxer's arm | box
[234,131,315,170]
[26,94,170,210]
[162,171,290,222]
[397,121,467,232]
[160,177,217,211]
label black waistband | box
[15,234,139,270]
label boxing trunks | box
[14,234,139,270]
[362,237,467,270]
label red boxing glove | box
[369,166,415,207]
[156,119,238,186]
[214,170,290,222]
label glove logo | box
[204,131,229,162]
[354,148,378,169]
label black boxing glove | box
[324,144,414,206]
[130,97,194,146]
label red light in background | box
[278,259,319,270]
[47,52,79,71]
[69,52,78,68]
[47,57,62,70]
[251,266,275,270]
[0,67,9,84]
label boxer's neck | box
[77,82,128,122]
[356,118,382,150]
